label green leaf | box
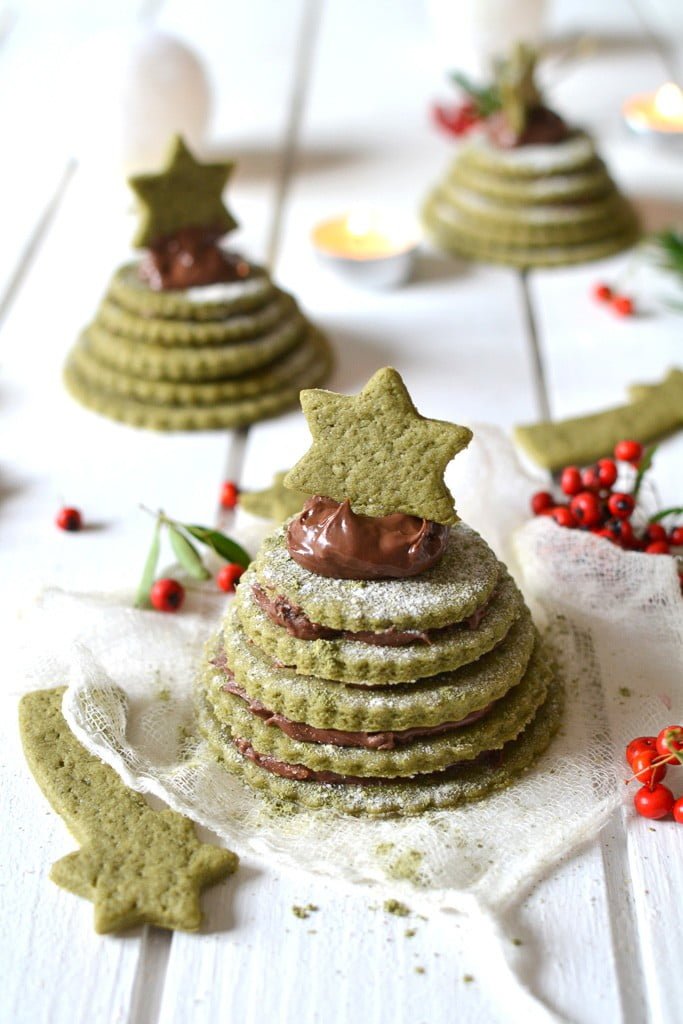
[649,506,683,523]
[134,521,161,608]
[185,524,251,568]
[449,71,501,116]
[632,444,657,498]
[168,525,210,580]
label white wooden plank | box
[162,3,635,1024]
[529,3,683,1022]
[0,5,311,1023]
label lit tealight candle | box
[311,208,420,288]
[623,82,683,138]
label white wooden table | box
[2,2,682,1021]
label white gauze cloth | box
[13,426,682,919]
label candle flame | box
[653,82,683,121]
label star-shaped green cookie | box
[240,471,309,522]
[128,135,238,249]
[514,367,683,470]
[284,367,472,525]
[19,687,238,934]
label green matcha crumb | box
[157,686,171,701]
[292,903,319,920]
[619,686,631,698]
[463,974,475,983]
[414,966,426,975]
[384,899,410,917]
[404,928,417,938]
[512,938,523,946]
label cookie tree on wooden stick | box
[64,134,332,431]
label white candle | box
[311,209,420,288]
[623,82,683,137]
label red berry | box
[569,491,603,528]
[593,282,612,302]
[613,519,635,547]
[673,798,683,824]
[669,526,683,547]
[645,541,670,555]
[626,736,657,766]
[607,492,635,519]
[150,578,185,613]
[531,491,554,515]
[596,458,618,489]
[551,507,577,528]
[560,466,582,497]
[594,527,618,542]
[432,101,479,136]
[220,481,239,510]
[631,750,667,789]
[655,725,683,765]
[645,523,667,543]
[614,440,643,464]
[633,783,674,819]
[612,294,634,317]
[216,563,245,593]
[56,506,82,532]
[581,466,603,493]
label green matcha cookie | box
[514,369,683,470]
[448,159,613,205]
[235,567,523,684]
[216,606,536,731]
[69,330,326,406]
[197,674,564,816]
[251,522,499,632]
[240,472,309,522]
[19,687,237,933]
[201,639,548,777]
[96,292,296,345]
[83,315,305,381]
[108,262,275,321]
[458,132,597,179]
[423,196,637,268]
[284,367,472,526]
[63,329,332,431]
[129,135,237,248]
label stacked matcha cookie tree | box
[199,368,563,816]
[423,45,638,268]
[65,136,332,430]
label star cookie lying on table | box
[198,367,563,816]
[19,687,237,933]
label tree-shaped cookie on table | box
[198,367,563,817]
[64,135,332,431]
[424,42,639,268]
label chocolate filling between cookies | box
[252,582,490,645]
[139,225,251,292]
[233,737,505,785]
[220,669,494,750]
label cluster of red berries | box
[531,440,683,568]
[592,282,635,317]
[431,100,481,137]
[150,562,245,612]
[626,727,683,821]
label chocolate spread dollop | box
[222,673,492,750]
[286,496,450,580]
[139,225,251,291]
[486,106,569,149]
